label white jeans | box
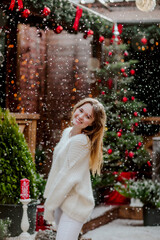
[54,208,83,240]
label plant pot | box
[0,200,39,237]
[143,206,160,226]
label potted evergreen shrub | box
[0,107,46,237]
[115,179,160,226]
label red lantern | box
[108,149,113,154]
[141,37,147,45]
[43,7,51,16]
[20,178,30,199]
[55,26,63,34]
[87,30,94,36]
[122,97,128,102]
[130,69,135,75]
[21,9,30,18]
[99,36,104,43]
[131,96,135,101]
[128,151,134,158]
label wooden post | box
[152,137,160,182]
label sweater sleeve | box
[44,135,90,222]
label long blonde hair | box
[71,98,106,175]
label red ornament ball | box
[143,108,147,113]
[123,72,128,77]
[130,69,135,75]
[87,30,94,36]
[131,96,135,101]
[122,97,128,102]
[141,37,147,45]
[108,149,113,154]
[135,122,138,127]
[119,129,123,133]
[125,150,128,157]
[43,7,51,16]
[98,79,102,83]
[117,132,122,137]
[101,91,105,95]
[120,68,125,73]
[124,51,129,57]
[128,151,134,158]
[99,36,104,43]
[138,142,142,147]
[147,161,152,167]
[55,26,63,34]
[21,9,30,18]
[105,61,109,65]
[133,112,138,117]
[108,51,112,56]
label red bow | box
[9,0,23,11]
[73,7,83,31]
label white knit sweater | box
[43,127,95,223]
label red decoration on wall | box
[9,0,23,11]
[55,26,63,34]
[43,7,51,16]
[99,36,104,43]
[21,9,30,18]
[73,6,83,31]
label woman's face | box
[72,103,94,130]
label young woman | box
[43,98,106,240]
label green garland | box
[14,0,113,37]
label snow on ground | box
[83,219,160,240]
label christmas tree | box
[92,26,151,205]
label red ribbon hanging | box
[9,0,23,11]
[73,6,83,31]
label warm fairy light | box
[8,44,14,48]
[138,46,141,50]
[74,74,78,78]
[21,75,25,79]
[142,47,145,51]
[22,61,27,65]
[88,94,92,98]
[75,59,79,63]
[156,42,159,46]
[11,80,14,84]
[31,84,35,88]
[14,93,17,97]
[71,96,76,100]
[151,47,154,51]
[18,97,22,101]
[72,88,76,92]
[136,42,139,46]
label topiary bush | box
[0,107,45,204]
